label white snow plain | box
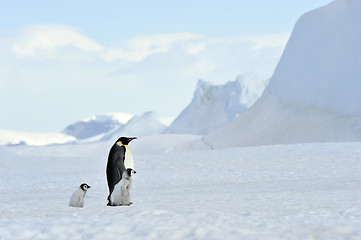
[1,138,361,240]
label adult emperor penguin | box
[69,183,91,208]
[111,168,136,206]
[106,137,137,206]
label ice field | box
[1,140,360,239]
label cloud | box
[7,25,289,79]
[107,33,290,81]
[102,33,202,62]
[0,25,290,131]
[186,42,206,55]
[11,24,104,57]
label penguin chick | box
[69,183,91,208]
[109,168,136,206]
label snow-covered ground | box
[1,139,360,240]
[1,1,360,239]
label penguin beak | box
[134,171,137,174]
[129,137,137,141]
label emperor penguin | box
[110,168,136,206]
[106,137,137,206]
[69,183,91,208]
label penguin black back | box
[106,142,126,194]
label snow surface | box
[165,72,267,135]
[1,140,361,239]
[205,0,361,148]
[3,2,361,238]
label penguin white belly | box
[124,145,134,169]
[69,189,85,207]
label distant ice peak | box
[165,72,268,135]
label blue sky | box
[0,0,332,132]
[1,1,331,43]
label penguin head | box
[116,137,137,146]
[80,183,91,191]
[126,168,136,177]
